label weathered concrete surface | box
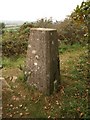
[26,28,60,95]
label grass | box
[59,42,87,54]
[2,56,25,68]
[2,43,89,118]
[59,44,89,118]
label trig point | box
[26,28,60,95]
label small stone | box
[13,112,16,115]
[19,104,23,108]
[15,97,19,101]
[37,67,40,70]
[34,84,37,88]
[44,106,47,110]
[56,100,59,105]
[48,103,51,106]
[28,72,31,75]
[23,96,26,98]
[12,95,16,100]
[24,71,27,75]
[59,106,61,109]
[0,77,4,80]
[20,113,23,116]
[32,50,36,54]
[13,86,16,89]
[52,41,54,45]
[15,106,18,109]
[10,114,13,117]
[7,104,9,107]
[25,112,29,115]
[35,100,38,103]
[24,107,27,109]
[18,92,21,95]
[12,76,17,83]
[28,44,31,48]
[37,38,39,41]
[9,77,13,81]
[21,94,23,97]
[48,116,51,118]
[80,112,84,117]
[35,55,39,59]
[10,104,13,107]
[34,62,38,66]
[58,39,61,42]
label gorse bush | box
[2,22,33,57]
[2,16,88,57]
[54,18,88,45]
[2,40,28,57]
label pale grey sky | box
[0,0,86,22]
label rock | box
[10,104,13,107]
[19,104,23,108]
[44,106,47,110]
[25,112,29,115]
[12,76,17,83]
[56,100,59,105]
[15,107,18,109]
[48,116,51,118]
[20,113,23,116]
[9,114,13,117]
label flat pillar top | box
[30,28,57,31]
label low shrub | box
[2,22,33,57]
[2,40,28,57]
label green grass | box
[59,43,87,54]
[2,56,25,68]
[2,43,89,118]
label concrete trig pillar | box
[26,28,60,95]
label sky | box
[0,0,86,22]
